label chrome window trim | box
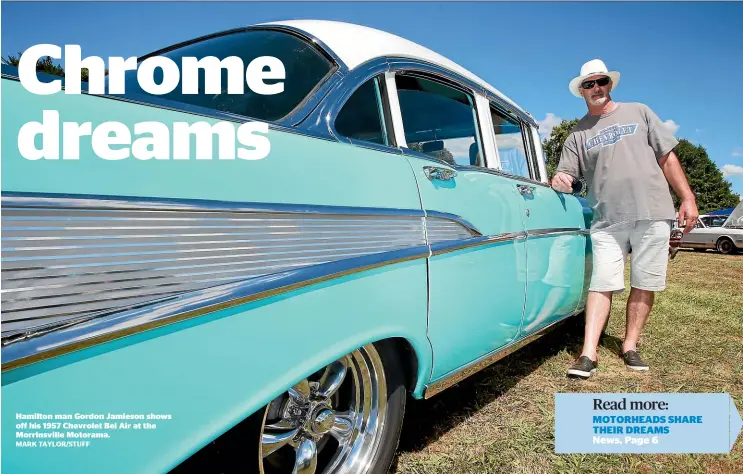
[474,93,500,170]
[385,58,538,128]
[392,69,485,169]
[384,71,408,148]
[316,58,399,150]
[529,124,549,184]
[1,26,345,133]
[245,24,349,74]
[0,71,340,143]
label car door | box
[386,71,528,381]
[683,221,709,247]
[487,105,588,334]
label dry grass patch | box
[392,251,743,474]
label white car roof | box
[260,20,530,119]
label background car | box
[677,201,743,254]
[1,20,592,474]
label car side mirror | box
[420,140,444,153]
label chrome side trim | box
[430,232,526,256]
[423,309,583,399]
[526,228,588,238]
[1,245,430,372]
[1,192,426,217]
[1,193,478,340]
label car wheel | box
[171,342,406,474]
[716,237,735,255]
[249,341,405,474]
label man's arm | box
[551,134,580,193]
[658,150,699,233]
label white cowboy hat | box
[569,59,620,98]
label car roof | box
[260,20,531,120]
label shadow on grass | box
[393,313,622,463]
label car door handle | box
[516,184,535,196]
[423,166,457,181]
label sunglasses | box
[581,76,611,90]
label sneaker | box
[567,356,598,379]
[621,350,649,371]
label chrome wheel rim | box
[259,344,387,474]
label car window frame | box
[331,74,395,148]
[126,26,341,127]
[392,70,486,168]
[488,103,537,181]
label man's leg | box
[568,225,629,379]
[621,220,671,370]
[580,290,613,361]
[623,288,654,353]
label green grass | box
[392,250,743,474]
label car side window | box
[490,106,532,179]
[395,74,482,167]
[335,76,389,145]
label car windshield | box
[723,201,743,228]
[114,29,335,122]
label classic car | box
[677,201,743,254]
[1,20,592,474]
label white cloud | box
[695,128,704,133]
[732,147,743,158]
[722,164,743,178]
[661,119,680,135]
[536,113,563,138]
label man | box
[551,59,699,379]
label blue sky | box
[3,1,742,197]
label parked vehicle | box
[678,201,743,254]
[1,20,592,474]
[699,214,728,228]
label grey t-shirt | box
[556,102,678,230]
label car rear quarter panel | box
[2,258,430,474]
[1,77,433,473]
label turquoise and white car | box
[1,20,592,474]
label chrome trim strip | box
[430,232,526,256]
[1,192,482,235]
[526,228,588,238]
[385,58,537,128]
[1,192,426,217]
[1,193,478,341]
[423,308,583,399]
[249,24,349,74]
[1,245,430,372]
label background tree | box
[671,139,740,213]
[542,120,740,212]
[542,118,579,178]
[2,53,105,82]
[408,142,456,165]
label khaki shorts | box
[589,220,672,293]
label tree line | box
[1,53,106,82]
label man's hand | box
[658,150,699,234]
[678,198,699,234]
[550,172,575,193]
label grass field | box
[391,250,743,474]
